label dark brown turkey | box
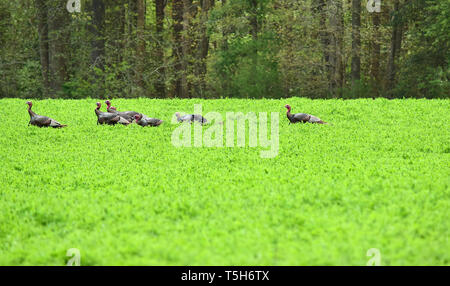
[105,100,139,122]
[26,101,67,128]
[95,102,130,125]
[285,104,328,124]
[175,112,208,125]
[134,114,163,127]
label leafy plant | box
[0,97,448,265]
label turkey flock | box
[26,100,328,128]
[95,101,164,127]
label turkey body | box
[285,105,327,124]
[287,112,326,124]
[95,103,130,125]
[176,113,208,125]
[27,101,67,128]
[135,114,163,127]
[105,100,139,122]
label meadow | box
[0,97,448,266]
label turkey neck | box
[286,109,293,120]
[95,106,102,116]
[107,105,116,113]
[27,105,36,118]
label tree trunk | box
[249,0,258,88]
[87,0,105,98]
[313,0,330,91]
[127,0,138,95]
[155,0,166,98]
[47,0,69,96]
[172,0,184,97]
[181,0,193,98]
[351,0,361,89]
[219,0,230,96]
[249,0,258,42]
[91,0,105,71]
[370,9,381,96]
[328,0,343,97]
[136,0,146,93]
[35,0,50,96]
[128,0,138,47]
[195,0,214,96]
[337,0,344,93]
[386,0,403,97]
[107,0,125,66]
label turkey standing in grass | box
[134,114,163,127]
[105,100,139,122]
[26,101,67,128]
[175,112,208,125]
[285,104,328,124]
[95,102,130,125]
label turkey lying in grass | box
[134,114,163,127]
[105,100,139,123]
[26,101,67,128]
[175,112,208,125]
[95,102,130,125]
[284,104,328,125]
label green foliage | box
[0,0,448,99]
[209,33,282,98]
[62,78,95,99]
[341,79,373,99]
[208,0,283,98]
[0,98,449,265]
[102,61,133,98]
[396,0,450,98]
[17,61,43,98]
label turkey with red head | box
[26,101,67,128]
[95,102,130,125]
[175,112,208,125]
[285,105,328,124]
[105,100,139,122]
[134,114,163,127]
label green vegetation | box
[1,1,449,99]
[0,98,448,265]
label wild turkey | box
[26,101,67,128]
[285,104,328,124]
[175,112,192,123]
[105,100,139,122]
[95,102,130,125]
[134,114,163,127]
[105,100,118,113]
[175,112,208,125]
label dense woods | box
[0,0,448,99]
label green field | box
[0,98,448,266]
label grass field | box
[0,98,448,266]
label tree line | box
[0,0,448,99]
